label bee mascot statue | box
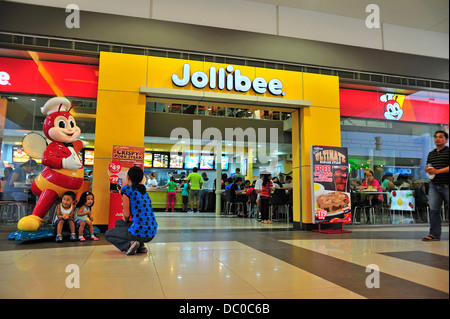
[17,97,86,231]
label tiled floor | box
[0,213,448,299]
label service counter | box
[146,188,184,210]
[146,188,217,211]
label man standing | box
[423,130,449,241]
[186,167,203,213]
[232,168,245,182]
[146,173,158,188]
[230,177,247,217]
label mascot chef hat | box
[40,97,72,116]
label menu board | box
[200,155,214,170]
[153,152,169,168]
[214,156,229,170]
[144,152,152,168]
[12,146,30,163]
[83,149,94,166]
[170,153,184,169]
[311,145,351,224]
[185,154,199,169]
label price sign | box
[315,210,327,220]
[108,161,121,174]
[109,174,119,184]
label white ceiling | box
[247,0,449,33]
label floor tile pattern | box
[0,213,448,299]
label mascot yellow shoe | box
[17,215,44,231]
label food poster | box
[389,190,415,211]
[311,146,351,224]
[108,145,145,229]
[110,145,145,186]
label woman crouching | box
[105,166,158,255]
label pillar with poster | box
[311,146,352,229]
[108,145,145,229]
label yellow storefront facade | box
[92,52,341,229]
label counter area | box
[146,188,184,210]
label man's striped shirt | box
[427,146,449,185]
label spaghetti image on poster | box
[311,146,351,224]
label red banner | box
[0,56,98,98]
[339,88,449,124]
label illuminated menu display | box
[170,154,184,169]
[185,154,199,169]
[153,152,169,168]
[12,146,29,163]
[84,149,94,166]
[200,155,214,170]
[144,152,153,168]
[215,156,229,170]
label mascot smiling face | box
[381,93,403,121]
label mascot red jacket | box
[17,97,85,231]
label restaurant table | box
[353,190,390,224]
[354,190,389,205]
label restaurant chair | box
[377,193,392,224]
[416,206,430,223]
[0,201,27,223]
[353,205,375,224]
[269,189,290,223]
[442,204,448,222]
[223,190,243,216]
[246,189,258,218]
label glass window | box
[145,99,287,121]
[340,88,449,185]
[341,87,449,225]
[0,49,98,197]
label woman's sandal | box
[422,234,440,241]
[137,244,148,254]
[126,241,140,255]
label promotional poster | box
[389,190,415,211]
[108,145,145,229]
[311,146,351,224]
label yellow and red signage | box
[340,88,449,124]
[0,56,98,98]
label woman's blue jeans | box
[200,189,209,211]
[428,183,449,239]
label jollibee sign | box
[172,63,285,96]
[146,56,304,101]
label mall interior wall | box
[3,0,449,59]
[0,1,448,81]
